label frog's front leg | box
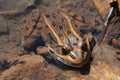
[36,46,49,55]
[37,45,61,59]
[84,33,93,48]
[36,46,62,66]
[84,33,95,57]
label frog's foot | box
[84,33,96,57]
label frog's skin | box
[23,7,93,67]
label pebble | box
[112,38,119,48]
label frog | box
[23,6,93,68]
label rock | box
[0,0,35,11]
[112,38,119,48]
[93,0,120,19]
[0,54,64,80]
[0,45,120,80]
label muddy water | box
[0,0,120,80]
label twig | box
[0,10,22,15]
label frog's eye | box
[62,45,72,55]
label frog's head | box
[44,12,91,67]
[48,36,90,67]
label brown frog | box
[23,7,93,67]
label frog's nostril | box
[69,52,77,59]
[62,47,70,55]
[69,54,76,59]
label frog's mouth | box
[47,40,90,67]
